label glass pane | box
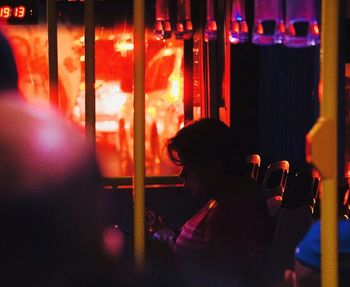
[3,2,184,178]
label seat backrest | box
[264,206,313,285]
[262,160,290,199]
[246,154,261,181]
[282,168,321,214]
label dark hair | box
[0,32,18,92]
[166,118,246,177]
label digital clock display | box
[0,6,26,19]
[0,1,38,24]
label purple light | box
[229,0,248,44]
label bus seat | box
[262,160,290,217]
[264,206,313,285]
[282,168,320,215]
[246,154,261,181]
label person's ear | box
[284,269,296,287]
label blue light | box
[236,15,242,21]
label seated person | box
[161,118,270,286]
[284,220,350,287]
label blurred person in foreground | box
[0,95,121,287]
[284,220,350,287]
[157,118,270,286]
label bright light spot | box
[96,121,118,132]
[163,48,173,56]
[80,55,85,62]
[103,226,124,258]
[229,35,240,44]
[167,74,183,104]
[157,121,165,133]
[73,39,81,46]
[97,84,127,115]
[114,34,134,56]
[72,106,80,118]
[37,125,65,153]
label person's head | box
[285,220,350,287]
[0,31,18,92]
[166,118,246,198]
[0,96,117,286]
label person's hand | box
[145,208,167,234]
[152,227,178,248]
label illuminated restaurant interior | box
[0,0,349,286]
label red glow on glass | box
[155,20,163,31]
[164,21,172,32]
[346,163,350,177]
[241,21,248,33]
[288,24,296,36]
[305,133,312,164]
[277,22,285,34]
[8,27,184,177]
[185,20,193,32]
[232,21,240,33]
[176,22,184,33]
[256,23,263,35]
[207,20,217,32]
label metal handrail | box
[133,0,146,271]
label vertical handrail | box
[84,0,96,148]
[47,0,58,107]
[320,1,339,286]
[133,0,146,271]
[308,1,339,286]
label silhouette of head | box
[166,118,246,198]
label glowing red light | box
[232,21,240,33]
[164,21,171,32]
[277,22,285,34]
[346,163,350,177]
[310,23,319,35]
[305,133,312,164]
[207,20,217,32]
[288,24,296,36]
[241,22,248,33]
[176,22,184,33]
[256,23,263,35]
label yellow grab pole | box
[307,0,339,286]
[47,0,58,107]
[133,0,146,270]
[84,0,96,148]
